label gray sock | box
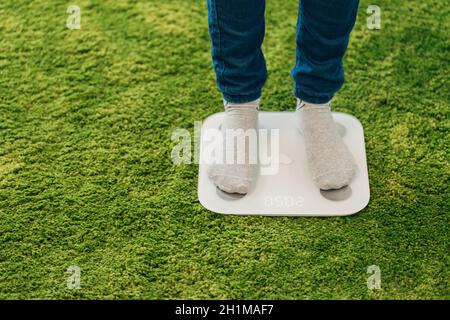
[207,99,259,194]
[296,99,356,190]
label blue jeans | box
[207,0,359,104]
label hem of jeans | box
[294,87,333,105]
[222,91,262,104]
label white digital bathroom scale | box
[198,112,370,216]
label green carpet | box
[0,0,448,299]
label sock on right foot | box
[207,99,259,194]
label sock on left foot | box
[296,99,357,190]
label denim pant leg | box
[207,0,267,103]
[292,0,359,104]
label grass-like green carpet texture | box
[0,0,449,299]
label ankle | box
[224,98,260,110]
[296,98,331,111]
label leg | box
[292,0,359,103]
[294,0,359,190]
[206,0,266,194]
[207,0,267,103]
